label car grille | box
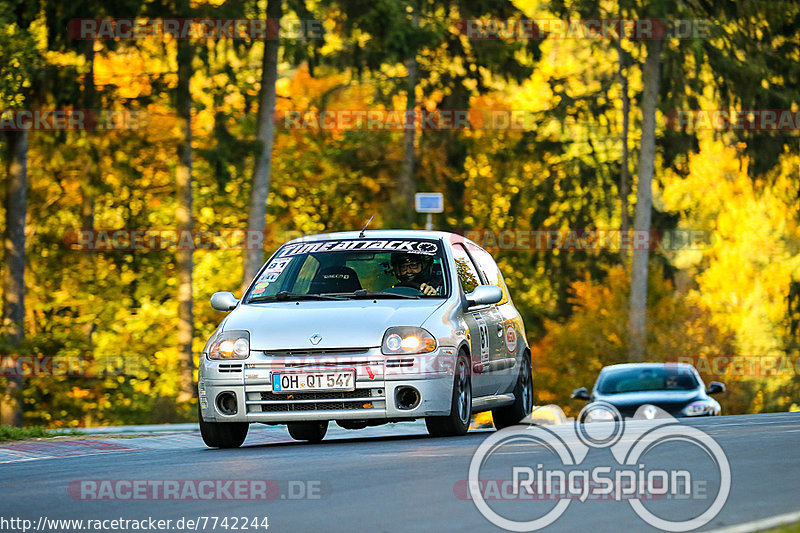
[280,361,377,369]
[616,402,687,417]
[260,347,371,357]
[258,401,373,412]
[217,363,242,373]
[386,358,414,368]
[248,389,385,413]
[260,390,367,401]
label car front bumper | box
[198,347,458,423]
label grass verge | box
[764,521,800,533]
[0,425,82,442]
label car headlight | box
[584,405,616,422]
[208,330,250,360]
[381,327,436,355]
[682,400,714,417]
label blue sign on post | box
[415,192,444,213]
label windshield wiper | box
[328,289,420,300]
[249,291,345,302]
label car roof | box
[600,362,696,372]
[282,229,479,248]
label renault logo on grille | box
[310,334,322,345]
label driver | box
[391,253,441,296]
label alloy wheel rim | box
[522,364,533,414]
[457,360,470,424]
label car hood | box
[595,390,704,410]
[597,390,703,405]
[221,300,445,351]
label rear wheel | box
[426,354,471,437]
[492,355,533,430]
[198,404,249,449]
[287,421,328,442]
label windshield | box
[245,238,449,302]
[597,366,699,394]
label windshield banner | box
[277,239,438,257]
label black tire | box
[492,355,533,430]
[198,404,249,449]
[426,354,471,437]
[287,421,328,442]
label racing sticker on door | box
[252,258,291,296]
[474,312,490,364]
[504,325,517,353]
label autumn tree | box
[0,0,42,426]
[243,0,282,286]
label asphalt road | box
[0,413,798,533]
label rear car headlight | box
[682,400,713,417]
[208,330,250,360]
[381,327,436,355]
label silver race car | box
[198,230,532,448]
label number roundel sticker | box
[505,325,517,353]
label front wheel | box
[492,355,533,430]
[426,354,471,437]
[287,421,328,442]
[198,404,249,448]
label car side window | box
[451,244,482,294]
[467,244,510,306]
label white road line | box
[0,449,140,464]
[705,510,800,533]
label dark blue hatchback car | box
[572,362,725,419]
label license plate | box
[271,371,355,393]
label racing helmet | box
[391,253,433,285]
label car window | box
[597,367,699,394]
[451,243,482,294]
[246,238,449,301]
[467,244,510,305]
[293,255,320,294]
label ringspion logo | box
[466,403,730,531]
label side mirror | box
[466,285,502,307]
[210,291,239,311]
[571,387,591,401]
[706,381,726,395]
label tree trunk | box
[1,130,28,426]
[81,43,98,232]
[176,37,195,402]
[628,38,663,362]
[81,44,98,342]
[394,12,420,228]
[614,23,630,236]
[243,0,282,288]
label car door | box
[450,243,495,397]
[466,243,520,395]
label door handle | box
[497,324,504,337]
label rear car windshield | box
[245,238,449,302]
[597,367,699,394]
